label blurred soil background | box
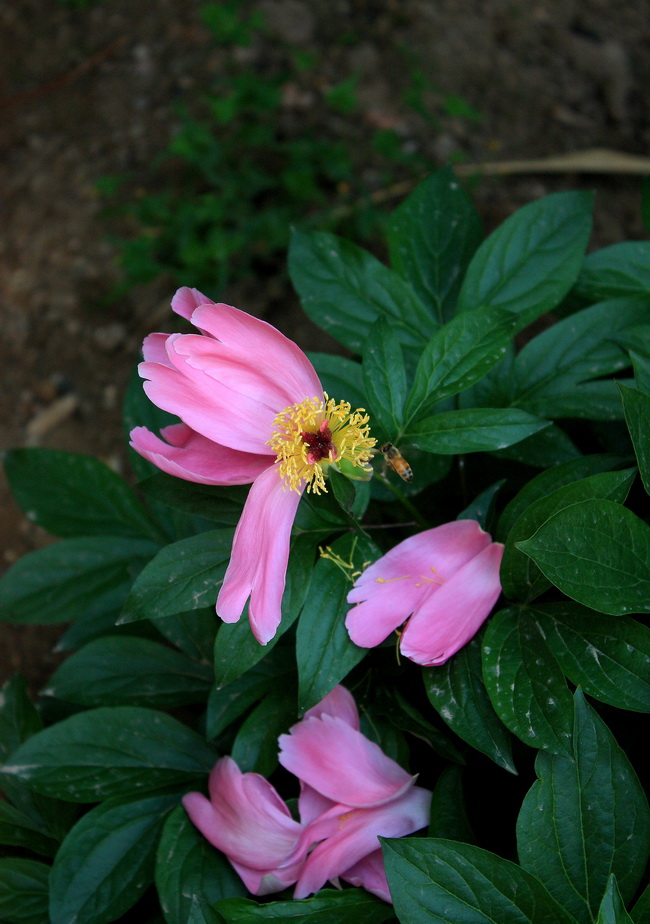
[1,0,649,689]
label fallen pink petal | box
[130,287,375,644]
[346,519,504,665]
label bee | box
[380,442,413,483]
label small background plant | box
[100,0,475,299]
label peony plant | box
[0,169,648,923]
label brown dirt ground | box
[1,0,649,692]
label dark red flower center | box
[301,421,337,464]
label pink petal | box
[293,786,431,899]
[171,286,213,323]
[278,713,413,807]
[349,520,492,599]
[217,466,302,644]
[191,302,322,402]
[297,783,336,827]
[296,686,362,825]
[129,424,270,485]
[345,520,494,649]
[138,355,276,455]
[341,848,391,903]
[302,685,360,729]
[230,857,305,897]
[169,333,302,417]
[400,541,504,666]
[345,584,417,649]
[142,332,174,365]
[182,757,303,869]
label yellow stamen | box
[415,566,445,588]
[267,394,376,494]
[319,538,370,582]
[337,808,362,829]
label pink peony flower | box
[345,519,504,666]
[182,686,431,904]
[130,287,375,644]
[278,685,432,902]
[182,757,307,896]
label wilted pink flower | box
[278,685,432,902]
[130,287,375,644]
[182,686,430,903]
[182,757,307,896]
[345,520,503,666]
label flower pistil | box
[268,395,375,494]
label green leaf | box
[423,633,516,773]
[0,676,42,763]
[517,499,650,615]
[403,307,517,427]
[189,896,227,924]
[328,468,358,518]
[428,766,475,844]
[288,228,436,353]
[156,804,246,924]
[362,317,407,435]
[119,529,234,623]
[497,454,630,541]
[1,707,216,801]
[575,241,650,300]
[631,883,650,924]
[517,690,650,924]
[482,608,573,755]
[0,536,159,624]
[138,475,248,527]
[614,324,650,367]
[374,687,465,766]
[619,383,650,494]
[213,535,315,688]
[501,468,636,601]
[387,166,483,324]
[296,533,380,713]
[293,486,348,536]
[231,686,298,776]
[630,348,650,395]
[529,602,650,713]
[4,448,162,542]
[214,888,395,922]
[53,603,162,653]
[382,836,577,924]
[457,190,593,326]
[42,636,213,708]
[49,791,178,924]
[0,680,78,851]
[307,352,367,412]
[155,606,218,663]
[457,480,505,532]
[596,876,635,924]
[406,407,549,454]
[511,382,627,422]
[505,298,648,419]
[490,423,581,468]
[0,857,49,924]
[218,889,392,923]
[0,800,59,857]
[207,648,294,739]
